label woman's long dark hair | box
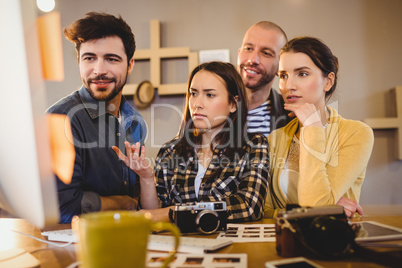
[173,61,249,159]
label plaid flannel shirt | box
[154,134,269,222]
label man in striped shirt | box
[238,21,291,136]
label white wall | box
[44,0,402,205]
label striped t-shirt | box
[247,100,271,137]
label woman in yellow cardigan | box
[264,37,374,218]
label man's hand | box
[112,142,154,180]
[100,195,138,211]
[337,196,363,218]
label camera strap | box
[168,208,175,223]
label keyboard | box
[42,229,78,243]
[41,229,233,254]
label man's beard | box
[245,71,276,92]
[241,64,276,92]
[86,74,127,102]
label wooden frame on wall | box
[123,20,198,96]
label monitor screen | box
[0,1,59,229]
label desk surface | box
[1,205,402,268]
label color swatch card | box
[216,224,276,242]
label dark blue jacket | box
[47,86,146,223]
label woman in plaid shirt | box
[114,61,269,222]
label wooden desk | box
[1,206,402,268]
[0,219,75,268]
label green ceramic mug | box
[72,211,180,268]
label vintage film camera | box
[172,201,228,234]
[275,205,356,258]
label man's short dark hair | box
[64,12,136,62]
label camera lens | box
[196,210,220,234]
[307,216,354,257]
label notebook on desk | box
[0,248,40,268]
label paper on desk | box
[216,223,276,243]
[0,248,40,268]
[146,252,247,268]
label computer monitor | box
[0,1,59,228]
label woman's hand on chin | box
[284,103,324,128]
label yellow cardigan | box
[264,106,374,218]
